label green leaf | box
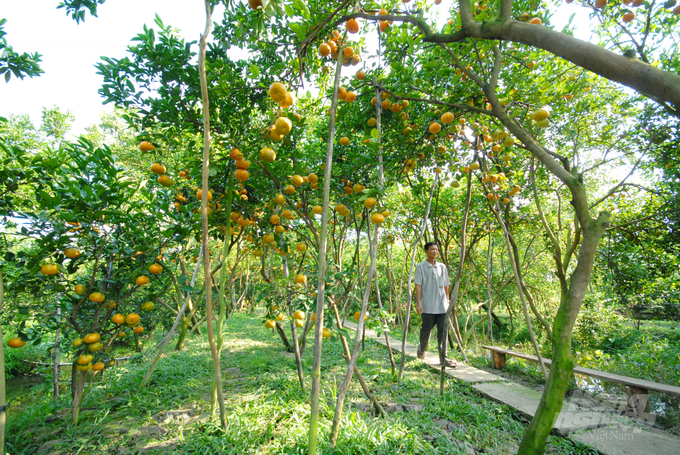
[249,64,260,79]
[371,128,379,140]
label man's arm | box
[444,285,450,302]
[416,284,422,315]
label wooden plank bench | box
[482,345,680,418]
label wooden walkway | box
[344,321,680,455]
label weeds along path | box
[7,312,594,454]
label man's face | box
[426,244,439,260]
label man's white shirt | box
[415,259,450,314]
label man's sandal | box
[444,358,457,368]
[417,351,425,360]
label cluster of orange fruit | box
[39,246,82,276]
[150,160,173,188]
[318,28,362,67]
[268,81,295,109]
[371,91,409,114]
[266,116,293,142]
[227,148,250,183]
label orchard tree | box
[48,0,680,453]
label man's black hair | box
[424,241,438,252]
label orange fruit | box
[259,147,276,163]
[371,213,385,225]
[89,292,105,303]
[263,234,275,244]
[529,17,542,24]
[294,274,307,285]
[149,264,163,274]
[319,43,331,57]
[595,0,606,6]
[293,310,304,320]
[265,319,275,329]
[381,99,391,109]
[339,136,350,146]
[229,148,243,161]
[142,301,155,311]
[291,175,304,187]
[429,122,441,134]
[274,117,292,135]
[531,108,549,122]
[622,12,634,22]
[133,326,144,334]
[64,247,80,259]
[40,264,58,276]
[279,91,295,108]
[312,205,323,215]
[356,70,365,80]
[150,162,166,175]
[346,18,360,34]
[284,184,296,195]
[353,183,365,193]
[158,175,174,187]
[75,284,87,295]
[367,117,377,127]
[344,91,357,102]
[83,333,100,344]
[269,82,287,103]
[235,169,250,182]
[296,243,307,252]
[364,197,377,208]
[139,141,155,152]
[322,328,332,338]
[125,313,141,326]
[234,158,251,169]
[441,112,454,124]
[354,311,367,321]
[343,47,354,59]
[92,362,105,372]
[380,21,389,32]
[76,363,92,372]
[88,341,103,352]
[248,0,262,9]
[7,337,26,348]
[77,354,93,365]
[112,313,125,324]
[270,214,281,225]
[135,275,150,286]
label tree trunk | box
[307,39,344,455]
[517,217,609,454]
[52,305,61,399]
[440,170,473,392]
[0,269,6,453]
[198,1,226,429]
[71,369,87,425]
[399,175,439,379]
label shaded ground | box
[6,311,597,454]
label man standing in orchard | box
[415,242,456,368]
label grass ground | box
[6,311,599,454]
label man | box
[415,242,456,368]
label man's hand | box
[416,301,422,315]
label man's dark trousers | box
[419,312,447,360]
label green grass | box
[6,312,598,454]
